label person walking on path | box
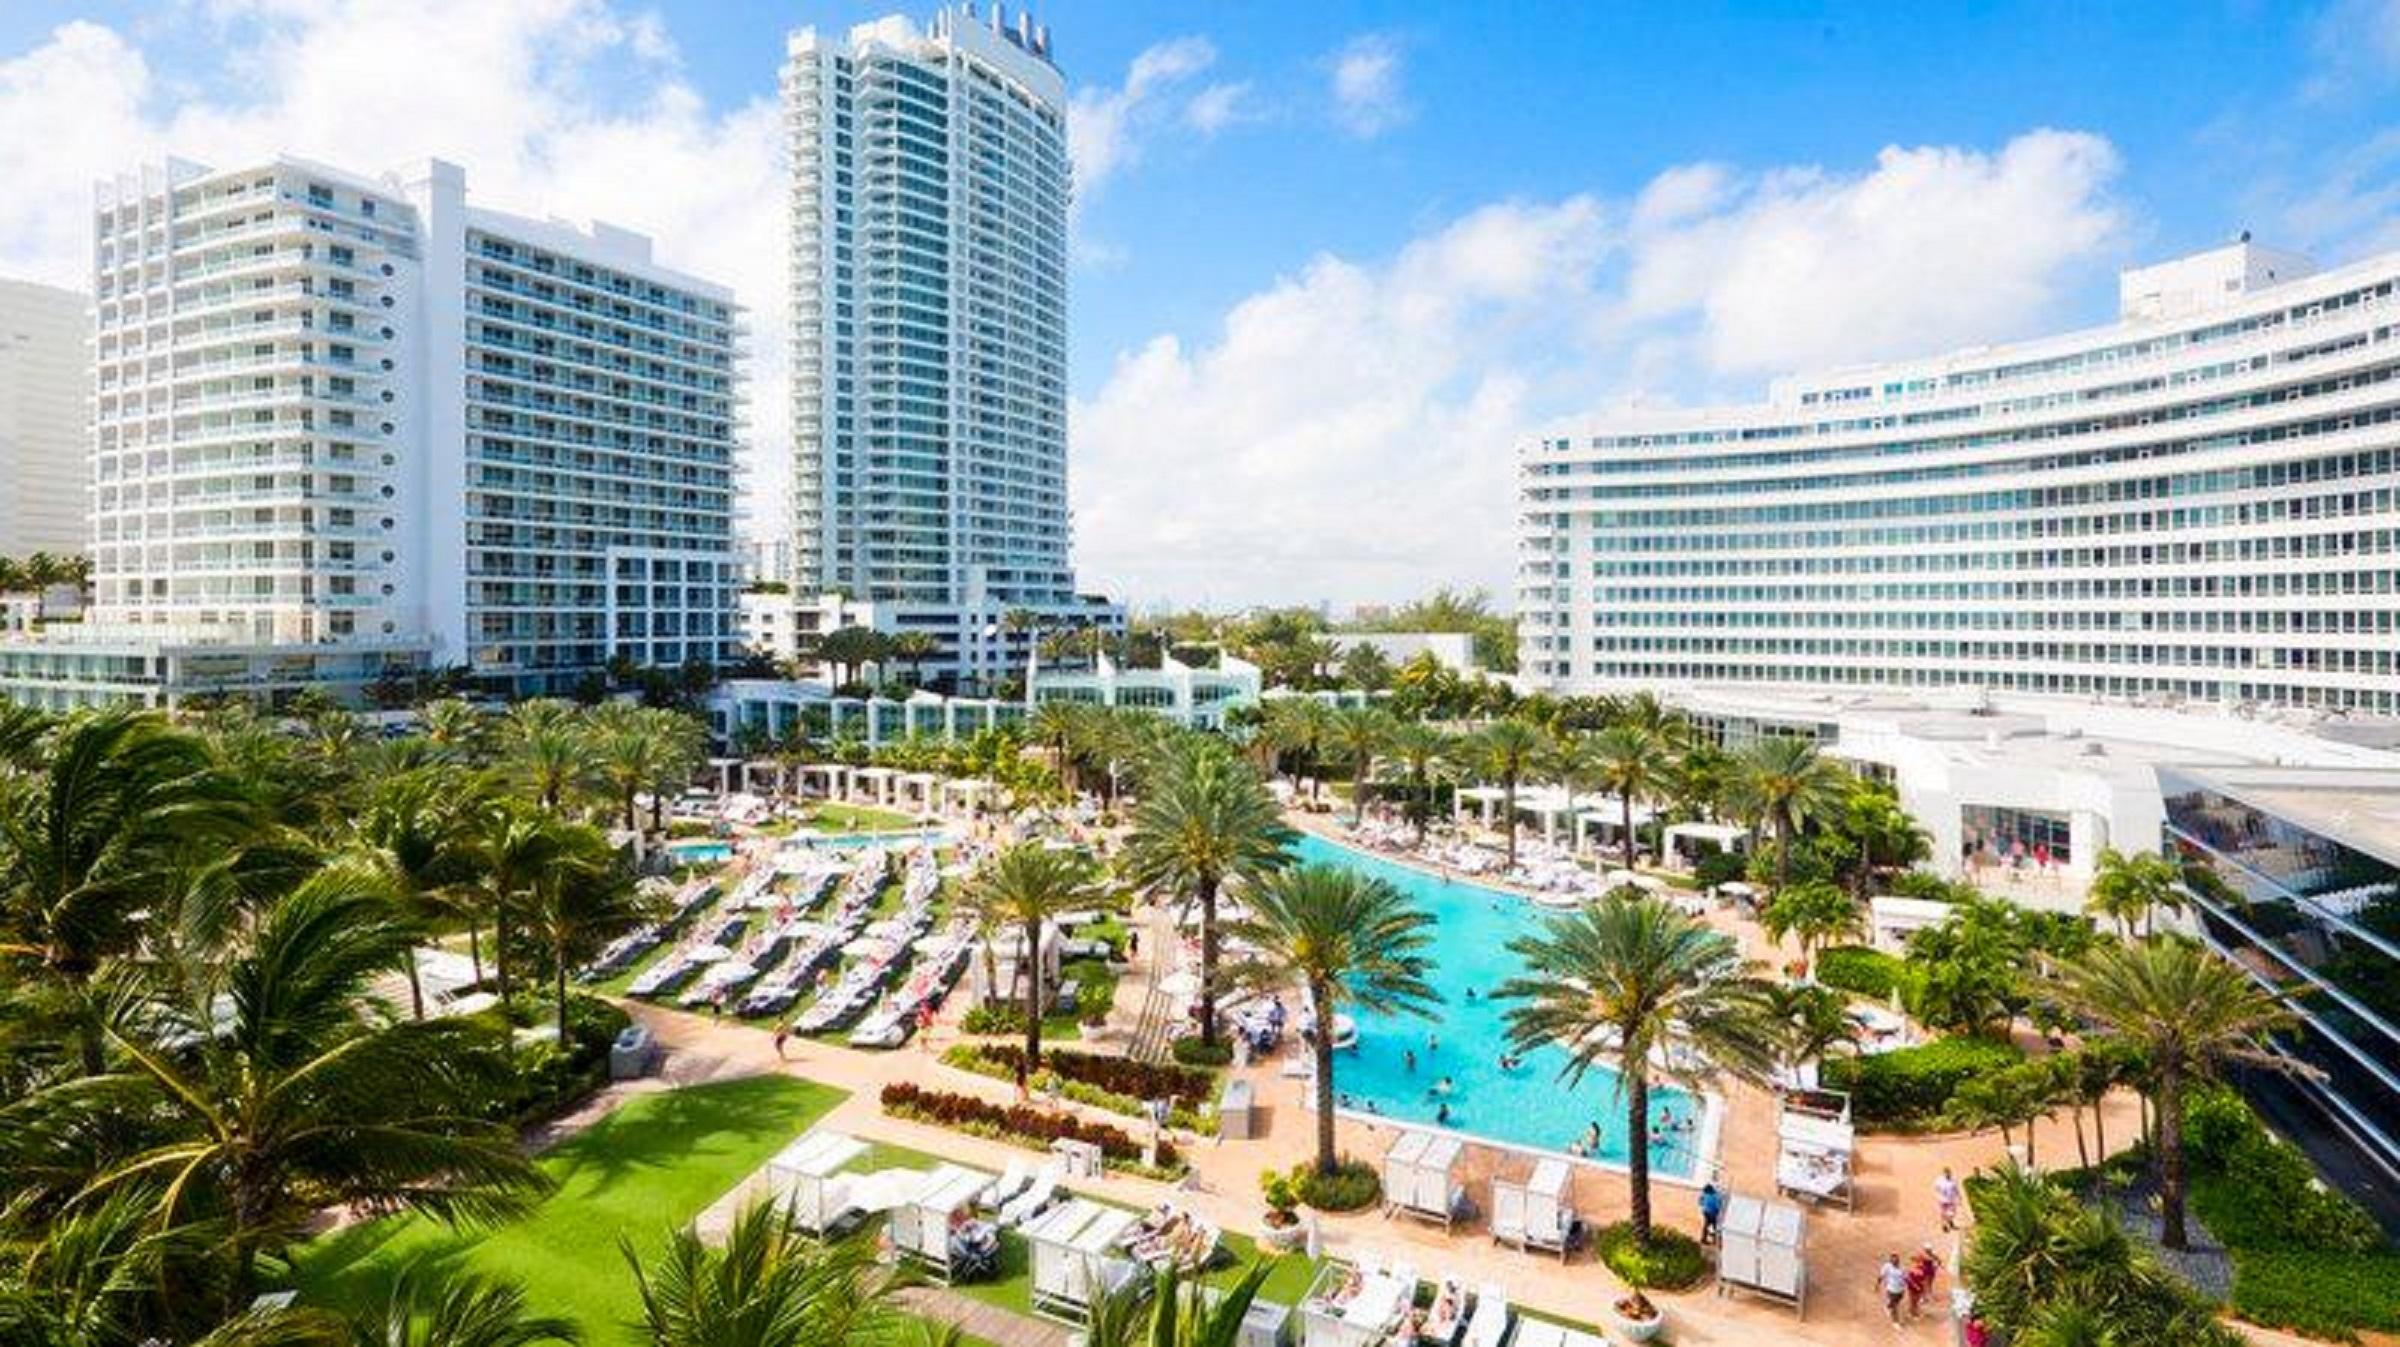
[1934,1167,1962,1232]
[1905,1245,1943,1321]
[1878,1254,1909,1328]
[772,1022,790,1061]
[1698,1182,1725,1245]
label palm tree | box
[1464,717,1547,869]
[1765,980,1854,1085]
[2050,937,2299,1250]
[1757,880,1863,977]
[348,1264,581,1347]
[2084,847,2186,938]
[465,799,572,1005]
[1121,740,1292,1048]
[888,631,941,688]
[1228,863,1437,1175]
[62,863,542,1313]
[1262,697,1337,799]
[1838,784,1930,900]
[419,698,492,766]
[1324,705,1393,825]
[1379,720,1453,845]
[1580,723,1667,873]
[1496,893,1779,1243]
[0,709,248,1074]
[624,1200,911,1347]
[960,843,1099,1069]
[1081,1259,1278,1347]
[520,823,654,1045]
[1028,701,1090,795]
[585,703,699,841]
[350,767,484,1019]
[1960,1161,2243,1347]
[1735,736,1848,890]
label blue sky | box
[1,2,2395,607]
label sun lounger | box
[999,1161,1061,1226]
[986,1158,1031,1211]
[1463,1284,1510,1347]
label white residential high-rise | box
[0,278,91,558]
[1519,239,2400,715]
[778,5,1117,690]
[0,156,737,708]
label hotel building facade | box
[1519,240,2400,715]
[774,4,1118,692]
[0,278,92,557]
[0,156,738,708]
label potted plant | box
[1609,1261,1665,1344]
[1260,1171,1306,1250]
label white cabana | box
[898,771,943,814]
[796,763,853,800]
[1716,1193,1807,1317]
[1025,1198,1140,1325]
[945,777,998,817]
[1574,800,1657,855]
[1774,1096,1855,1211]
[1381,1130,1464,1230]
[765,1130,868,1235]
[1488,1157,1574,1261]
[849,765,899,807]
[887,1164,995,1282]
[1453,785,1507,828]
[1868,895,1954,952]
[1663,820,1751,866]
[1511,787,1583,845]
[968,919,1064,1010]
[1299,1257,1416,1347]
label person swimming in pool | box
[1429,1076,1455,1098]
[1404,1048,1417,1072]
[1436,1101,1452,1125]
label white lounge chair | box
[1000,1162,1062,1226]
[1464,1284,1510,1347]
[985,1158,1030,1211]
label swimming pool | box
[1293,833,1711,1178]
[667,839,734,865]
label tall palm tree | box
[350,767,485,1018]
[59,863,542,1313]
[419,698,492,767]
[1261,697,1337,800]
[1323,705,1393,826]
[1379,719,1453,845]
[1228,863,1438,1175]
[2084,848,2187,938]
[465,799,572,1005]
[888,631,941,688]
[0,709,249,1074]
[960,843,1099,1069]
[1735,736,1849,890]
[1757,879,1863,977]
[520,823,654,1045]
[1580,723,1667,873]
[585,703,692,840]
[500,700,584,814]
[1496,893,1780,1243]
[1464,717,1547,869]
[1121,740,1293,1048]
[1028,701,1090,795]
[624,1200,911,1347]
[2050,937,2298,1250]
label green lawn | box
[289,1074,847,1345]
[809,802,921,833]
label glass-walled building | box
[2162,765,2400,1211]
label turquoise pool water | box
[1294,833,1707,1177]
[668,840,733,865]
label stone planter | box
[1609,1297,1664,1343]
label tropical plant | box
[887,631,941,688]
[40,864,541,1314]
[1836,783,1930,899]
[1227,863,1438,1175]
[346,1263,582,1347]
[465,798,575,1005]
[1758,880,1862,977]
[1261,697,1337,798]
[1765,981,1854,1082]
[1960,1162,2244,1346]
[960,843,1100,1069]
[2084,847,2187,938]
[519,824,653,1045]
[1463,717,1547,869]
[623,1200,910,1347]
[1731,736,1849,891]
[350,767,486,1018]
[1497,893,1779,1243]
[1120,740,1291,1048]
[2050,937,2300,1249]
[1323,705,1393,825]
[1080,1259,1278,1347]
[1577,723,1668,873]
[500,701,587,814]
[1378,720,1453,844]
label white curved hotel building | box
[1519,240,2400,715]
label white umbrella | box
[686,943,733,963]
[712,960,758,982]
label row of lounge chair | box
[1300,1252,1515,1347]
[579,876,719,980]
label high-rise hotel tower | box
[1520,240,2400,716]
[778,5,1117,690]
[0,156,738,708]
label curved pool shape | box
[667,840,734,865]
[1293,833,1710,1178]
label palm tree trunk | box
[556,952,572,1047]
[1024,913,1044,1070]
[1502,774,1519,869]
[2072,1102,2089,1172]
[467,921,485,985]
[1313,977,1338,1176]
[2093,1090,2108,1163]
[1352,760,1368,826]
[1621,790,1637,872]
[1198,872,1221,1049]
[1776,817,1793,890]
[1626,1067,1653,1243]
[494,906,514,1004]
[2158,1065,2189,1249]
[624,786,639,839]
[407,958,427,1021]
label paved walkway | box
[896,1288,1071,1347]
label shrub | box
[1821,1036,2023,1127]
[1692,850,1747,889]
[1289,1159,1380,1213]
[1814,945,1912,1002]
[1593,1222,1708,1292]
[2224,1249,2400,1340]
[946,1044,1216,1116]
[1171,1037,1235,1068]
[878,1080,1180,1169]
[960,1004,1024,1035]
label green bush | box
[1171,1037,1235,1068]
[960,1004,1024,1035]
[1593,1222,1708,1292]
[1693,850,1747,889]
[1290,1159,1380,1213]
[2224,1249,2400,1341]
[1814,945,1912,1002]
[1821,1036,2023,1127]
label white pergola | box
[897,771,943,815]
[707,756,742,793]
[1663,821,1751,866]
[1574,800,1658,854]
[944,777,998,817]
[1454,784,1508,827]
[850,765,899,807]
[1512,786,1587,844]
[797,763,854,800]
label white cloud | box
[1066,35,1216,206]
[0,1,792,536]
[1070,131,2126,608]
[1184,81,1255,137]
[1327,34,1407,139]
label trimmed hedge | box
[2222,1249,2400,1341]
[1820,1036,2022,1127]
[1814,945,1912,1002]
[1171,1037,1235,1068]
[1289,1159,1379,1213]
[1593,1222,1709,1292]
[958,1044,1216,1102]
[879,1080,1180,1170]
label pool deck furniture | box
[1715,1192,1809,1318]
[1298,1256,1417,1347]
[888,1163,997,1284]
[1489,1157,1575,1261]
[1774,1095,1856,1211]
[1382,1130,1465,1231]
[764,1128,869,1235]
[1024,1197,1140,1325]
[1508,1320,1605,1347]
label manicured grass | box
[809,802,921,833]
[289,1074,847,1345]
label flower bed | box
[942,1044,1219,1134]
[879,1080,1182,1173]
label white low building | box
[1030,651,1261,728]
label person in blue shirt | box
[1698,1182,1725,1245]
